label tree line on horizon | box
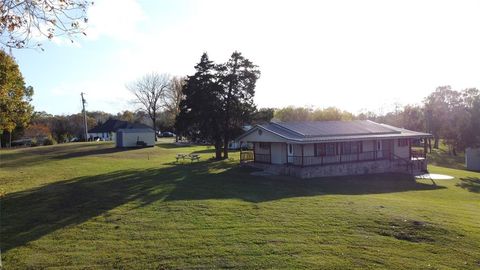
[271,86,480,155]
[1,48,479,156]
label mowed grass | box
[1,140,479,269]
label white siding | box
[363,140,375,152]
[271,143,284,164]
[254,142,270,154]
[117,130,155,147]
[393,139,410,159]
[466,148,480,171]
[303,144,315,156]
[240,128,286,143]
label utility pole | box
[81,92,88,142]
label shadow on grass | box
[456,177,480,193]
[156,142,194,149]
[0,143,135,169]
[0,160,444,252]
[191,148,216,154]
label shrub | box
[30,139,39,147]
[43,136,57,145]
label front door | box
[287,143,294,163]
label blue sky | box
[12,0,480,115]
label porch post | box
[269,142,272,164]
[301,144,304,167]
[239,141,242,163]
[423,138,428,158]
[285,143,288,165]
[409,139,412,160]
[253,142,256,163]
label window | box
[315,143,336,156]
[398,139,409,147]
[259,142,270,149]
[326,143,336,156]
[342,142,352,154]
[341,142,362,154]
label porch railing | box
[411,149,426,159]
[254,153,271,164]
[286,150,392,167]
[240,151,254,163]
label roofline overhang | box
[236,125,433,144]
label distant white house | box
[228,125,253,150]
[466,148,480,171]
[88,119,152,141]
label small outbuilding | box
[466,148,480,171]
[116,128,155,148]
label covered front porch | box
[240,138,430,169]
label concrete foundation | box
[248,159,427,179]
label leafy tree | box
[176,53,225,158]
[251,108,274,125]
[218,51,260,158]
[1,0,91,49]
[0,50,33,147]
[274,106,354,122]
[274,106,313,122]
[424,86,459,149]
[400,105,425,131]
[87,111,114,126]
[164,76,186,139]
[24,123,51,138]
[312,107,354,121]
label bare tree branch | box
[127,72,171,140]
[0,0,92,49]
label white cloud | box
[85,0,146,41]
[35,0,480,114]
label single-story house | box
[116,128,155,148]
[465,148,480,171]
[88,119,152,141]
[228,125,253,150]
[236,120,432,178]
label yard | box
[1,140,479,269]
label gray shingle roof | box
[88,119,152,133]
[238,120,432,143]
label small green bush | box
[30,139,39,147]
[43,136,57,145]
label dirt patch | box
[373,218,450,243]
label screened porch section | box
[239,138,429,167]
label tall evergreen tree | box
[217,51,260,158]
[176,53,225,159]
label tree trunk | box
[433,136,439,149]
[215,140,223,159]
[223,58,239,160]
[152,116,157,142]
[223,135,229,159]
[452,147,457,156]
[9,131,12,148]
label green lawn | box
[1,140,479,269]
[427,140,466,170]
